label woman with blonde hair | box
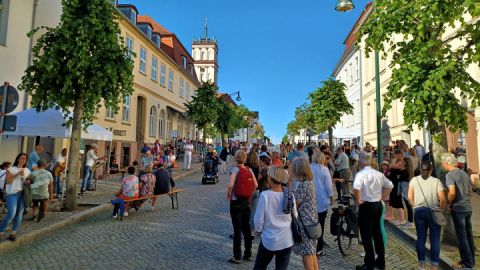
[291,158,319,270]
[311,151,333,256]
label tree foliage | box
[215,98,235,141]
[185,82,220,142]
[19,0,134,210]
[359,0,480,135]
[308,78,353,134]
[20,0,134,127]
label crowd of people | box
[223,140,476,270]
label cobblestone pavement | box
[0,172,421,270]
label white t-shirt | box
[409,176,444,209]
[86,149,98,167]
[6,167,31,195]
[353,166,393,202]
[254,190,294,251]
[184,144,193,153]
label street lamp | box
[335,0,355,12]
[228,91,241,102]
[335,0,383,164]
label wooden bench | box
[111,189,185,219]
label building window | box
[106,106,115,120]
[139,47,147,74]
[185,83,190,101]
[179,78,184,98]
[355,56,359,80]
[122,96,130,123]
[159,110,165,138]
[0,0,10,46]
[201,52,205,60]
[167,113,172,139]
[168,69,174,91]
[130,8,137,24]
[151,56,158,81]
[125,35,133,59]
[149,106,157,137]
[160,63,166,86]
[182,56,187,69]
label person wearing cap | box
[408,160,446,270]
[353,153,393,270]
[29,159,54,223]
[442,153,475,270]
[253,166,294,270]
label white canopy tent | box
[6,108,113,141]
[6,108,113,194]
[319,127,361,140]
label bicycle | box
[331,194,358,256]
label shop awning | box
[6,108,113,141]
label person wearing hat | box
[29,159,53,223]
[353,153,393,270]
[253,166,294,270]
[408,160,446,270]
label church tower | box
[192,19,218,84]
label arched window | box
[149,106,157,137]
[201,51,205,60]
[178,119,183,139]
[159,110,165,139]
[167,112,172,139]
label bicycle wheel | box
[337,216,353,256]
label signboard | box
[0,85,19,114]
[170,130,179,138]
[2,115,16,132]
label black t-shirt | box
[154,169,174,194]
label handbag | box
[283,188,303,243]
[299,212,323,239]
[416,177,447,226]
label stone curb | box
[385,222,454,270]
[0,203,111,254]
[0,167,202,254]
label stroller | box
[202,157,219,184]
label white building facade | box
[191,22,218,84]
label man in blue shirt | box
[27,145,44,171]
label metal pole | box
[375,50,383,163]
[0,82,9,145]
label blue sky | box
[119,0,371,144]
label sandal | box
[7,234,17,242]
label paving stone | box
[0,170,420,270]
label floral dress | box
[139,173,156,197]
[293,179,318,256]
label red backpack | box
[234,166,255,199]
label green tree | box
[185,82,220,143]
[308,78,353,148]
[19,0,134,210]
[215,98,235,145]
[282,135,290,144]
[358,0,480,244]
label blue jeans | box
[81,166,92,191]
[414,207,441,266]
[53,175,63,196]
[451,211,476,268]
[253,242,292,270]
[0,192,25,233]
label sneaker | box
[402,222,415,229]
[228,257,241,264]
[392,220,406,226]
[243,256,252,261]
[316,249,326,256]
[112,214,117,219]
[452,262,472,269]
[123,211,128,217]
[360,251,366,257]
[150,206,155,211]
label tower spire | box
[204,18,208,40]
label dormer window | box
[137,23,152,39]
[182,56,187,69]
[118,5,138,25]
[152,33,161,48]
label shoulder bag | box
[283,187,303,243]
[416,177,447,226]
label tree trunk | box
[429,120,457,245]
[202,125,207,145]
[221,132,225,147]
[328,127,333,151]
[66,97,83,210]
